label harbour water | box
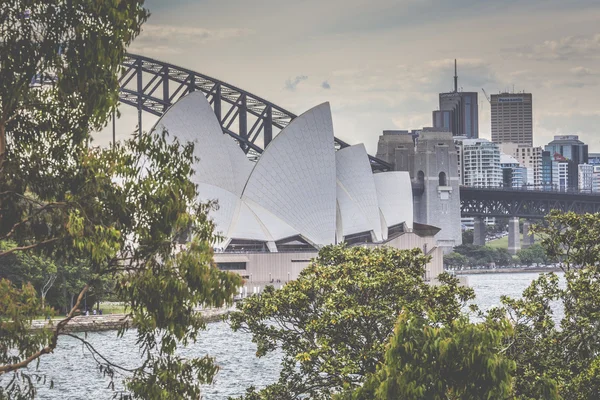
[16,272,552,399]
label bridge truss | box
[460,187,600,219]
[119,53,392,171]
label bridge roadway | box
[458,186,600,252]
[459,186,600,219]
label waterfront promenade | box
[30,307,233,333]
[453,266,562,275]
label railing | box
[460,185,600,196]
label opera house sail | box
[152,92,443,283]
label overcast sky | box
[99,0,600,154]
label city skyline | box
[99,0,600,154]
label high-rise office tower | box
[454,137,501,187]
[491,93,533,146]
[433,60,479,139]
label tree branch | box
[64,333,141,374]
[0,202,68,241]
[0,284,89,375]
[0,238,59,258]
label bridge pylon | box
[508,217,520,255]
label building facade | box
[455,137,502,188]
[578,164,594,192]
[552,159,570,191]
[491,93,533,146]
[545,135,588,165]
[592,166,600,193]
[436,92,479,139]
[376,129,462,251]
[500,153,527,188]
[588,153,600,165]
[432,61,479,139]
[432,110,454,133]
[499,143,542,187]
[542,150,553,189]
[545,135,588,190]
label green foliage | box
[0,2,243,398]
[462,230,474,245]
[342,312,515,400]
[533,210,600,270]
[443,252,468,268]
[0,241,99,314]
[516,243,547,266]
[229,245,474,399]
[0,279,54,399]
[496,212,600,399]
[453,244,515,268]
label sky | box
[99,0,600,154]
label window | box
[216,262,247,271]
[439,171,447,186]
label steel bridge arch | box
[119,53,392,171]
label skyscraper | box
[454,137,501,187]
[545,135,589,191]
[545,135,588,165]
[432,60,479,139]
[491,93,533,146]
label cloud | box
[129,24,255,55]
[139,24,254,42]
[535,111,600,148]
[512,33,600,61]
[284,75,308,91]
[321,80,331,89]
[570,66,594,76]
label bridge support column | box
[473,217,486,247]
[508,217,520,255]
[522,221,534,248]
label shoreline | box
[30,307,233,333]
[454,267,562,275]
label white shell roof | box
[242,103,337,246]
[153,91,253,196]
[373,171,414,230]
[152,93,417,249]
[336,144,383,241]
[226,200,271,241]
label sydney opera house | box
[153,92,443,282]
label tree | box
[533,210,600,270]
[0,2,242,398]
[453,244,499,267]
[0,243,100,314]
[493,212,600,399]
[462,230,474,245]
[493,248,514,267]
[341,312,515,400]
[229,245,474,399]
[516,243,546,266]
[443,252,468,269]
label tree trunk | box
[63,277,68,315]
[0,120,6,166]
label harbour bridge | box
[118,53,600,230]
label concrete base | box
[508,217,520,255]
[522,221,534,248]
[473,217,486,246]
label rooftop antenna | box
[454,59,458,93]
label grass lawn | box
[486,235,519,249]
